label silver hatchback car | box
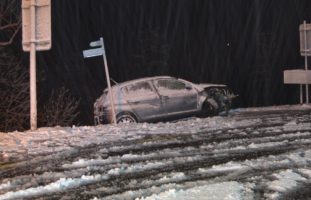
[94,76,237,124]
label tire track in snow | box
[0,108,311,199]
[9,137,311,199]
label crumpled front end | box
[199,85,238,115]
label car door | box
[153,78,198,116]
[122,81,163,121]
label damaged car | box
[94,76,237,124]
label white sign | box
[284,69,311,84]
[22,0,51,51]
[83,48,103,58]
[299,23,311,56]
[90,40,101,47]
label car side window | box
[155,79,187,91]
[122,81,154,97]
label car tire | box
[117,114,137,124]
[201,101,217,117]
[221,101,231,116]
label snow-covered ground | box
[0,104,311,200]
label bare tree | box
[0,1,81,131]
[0,56,81,131]
[0,0,21,46]
[38,87,80,127]
[0,1,28,132]
[0,51,29,132]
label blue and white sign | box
[83,48,103,58]
[82,37,117,124]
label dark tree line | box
[44,0,311,125]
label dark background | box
[24,0,311,124]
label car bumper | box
[94,112,112,125]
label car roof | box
[104,76,228,93]
[112,76,174,89]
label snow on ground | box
[0,104,311,199]
[266,170,307,199]
[136,182,245,200]
[232,104,311,113]
[0,114,260,161]
[0,174,107,200]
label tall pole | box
[304,21,309,104]
[300,84,303,104]
[30,0,37,130]
[100,37,117,124]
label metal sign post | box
[286,20,311,104]
[303,21,309,103]
[22,0,51,130]
[30,0,37,130]
[83,37,117,124]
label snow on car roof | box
[197,83,228,88]
[111,76,175,89]
[103,76,228,94]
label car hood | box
[193,83,227,92]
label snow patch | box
[0,174,108,200]
[62,157,120,169]
[266,169,307,199]
[0,181,12,191]
[136,182,245,200]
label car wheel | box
[221,101,231,116]
[201,101,217,117]
[117,114,137,124]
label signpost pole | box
[22,0,51,130]
[30,0,37,130]
[304,21,309,103]
[300,84,303,104]
[100,37,117,124]
[83,37,117,124]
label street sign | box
[22,0,51,51]
[22,0,52,130]
[284,70,311,84]
[298,21,310,103]
[83,38,117,124]
[299,23,311,56]
[90,40,101,47]
[83,48,103,58]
